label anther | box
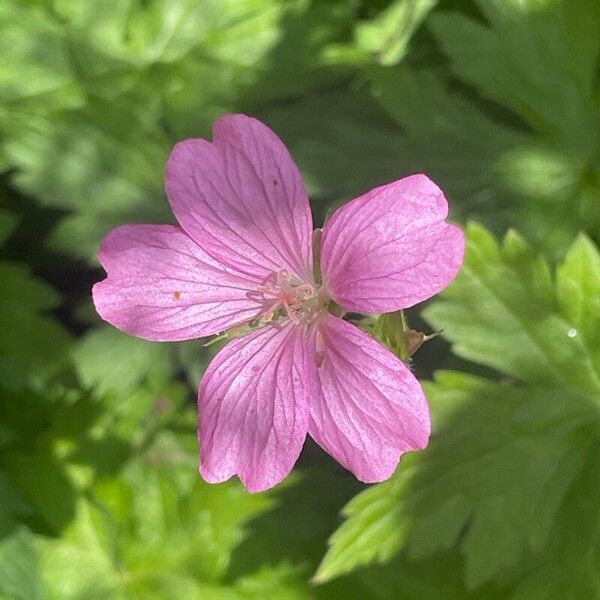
[255,269,317,324]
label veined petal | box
[93,225,262,341]
[320,174,464,313]
[165,114,313,283]
[199,321,315,493]
[309,315,430,483]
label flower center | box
[255,269,324,324]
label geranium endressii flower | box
[93,115,464,492]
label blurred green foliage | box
[1,0,599,598]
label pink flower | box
[93,115,464,492]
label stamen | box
[254,269,320,324]
[283,299,300,324]
[262,298,283,321]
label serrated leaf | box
[4,104,171,262]
[424,0,600,251]
[317,370,599,587]
[54,0,270,67]
[228,468,360,583]
[424,224,600,399]
[555,233,600,370]
[317,227,600,592]
[429,0,600,152]
[2,0,350,263]
[361,0,600,255]
[369,66,524,222]
[0,444,78,534]
[0,473,30,538]
[34,444,310,599]
[350,547,505,600]
[313,465,413,583]
[38,498,120,600]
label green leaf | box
[73,326,173,398]
[369,310,441,361]
[0,261,71,390]
[313,461,414,583]
[0,526,44,600]
[423,0,600,251]
[317,370,599,587]
[359,0,600,255]
[428,0,600,153]
[425,224,600,398]
[34,441,305,599]
[317,227,600,592]
[0,379,171,536]
[0,473,30,537]
[347,548,505,600]
[2,0,350,263]
[4,104,171,262]
[38,498,121,600]
[324,0,436,67]
[509,447,600,600]
[53,0,261,67]
[369,66,524,223]
[0,442,79,534]
[227,468,361,583]
[0,210,18,246]
[495,145,583,203]
[264,91,410,205]
[555,233,600,371]
[175,339,219,389]
[0,2,84,113]
[357,0,436,66]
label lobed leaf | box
[316,226,600,593]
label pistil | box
[256,269,321,324]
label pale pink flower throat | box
[255,268,323,324]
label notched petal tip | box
[309,316,431,484]
[212,112,258,138]
[164,113,313,282]
[199,466,282,494]
[320,174,464,313]
[403,173,450,216]
[91,224,261,342]
[198,322,314,493]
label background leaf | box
[316,227,600,595]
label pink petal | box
[199,321,315,492]
[165,114,313,283]
[320,174,464,313]
[93,225,263,341]
[309,315,430,483]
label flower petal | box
[199,321,314,492]
[320,174,464,313]
[309,315,430,483]
[165,114,313,283]
[93,224,262,341]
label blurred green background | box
[1,0,600,598]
